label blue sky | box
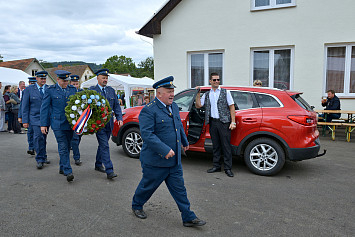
[0,0,166,64]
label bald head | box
[157,87,174,105]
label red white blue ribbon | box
[73,105,92,135]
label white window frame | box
[188,51,225,88]
[250,46,294,90]
[251,0,296,11]
[323,44,355,97]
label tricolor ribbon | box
[73,105,92,135]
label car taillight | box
[287,115,314,126]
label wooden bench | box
[317,122,343,140]
[343,123,355,142]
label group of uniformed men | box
[19,68,122,182]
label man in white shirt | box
[195,73,236,177]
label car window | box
[230,91,257,110]
[254,93,281,108]
[174,89,197,112]
[292,94,313,111]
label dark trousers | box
[27,125,34,150]
[32,125,47,163]
[71,132,82,160]
[320,113,341,122]
[53,130,73,175]
[95,127,114,174]
[11,109,21,133]
[132,163,197,222]
[6,112,14,131]
[209,119,232,170]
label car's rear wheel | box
[122,127,142,158]
[244,138,285,176]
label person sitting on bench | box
[321,89,341,122]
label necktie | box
[166,105,172,115]
[39,87,44,96]
[102,87,106,97]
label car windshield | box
[174,89,196,112]
[293,94,313,111]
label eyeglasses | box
[212,79,220,82]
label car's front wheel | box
[244,138,285,176]
[122,127,142,158]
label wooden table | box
[315,110,355,142]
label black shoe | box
[107,172,117,179]
[207,167,221,173]
[59,170,64,175]
[37,163,44,169]
[75,159,82,166]
[27,150,35,155]
[225,169,234,177]
[67,173,74,182]
[132,208,147,219]
[95,166,105,173]
[183,218,206,227]
[44,160,51,164]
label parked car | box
[112,86,325,176]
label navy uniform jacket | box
[22,84,48,126]
[139,98,188,167]
[89,85,122,130]
[40,84,77,130]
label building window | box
[32,69,38,76]
[189,52,224,88]
[251,47,293,90]
[325,45,355,96]
[251,0,296,11]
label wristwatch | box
[232,122,236,125]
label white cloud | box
[0,0,165,64]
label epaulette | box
[47,85,56,89]
[146,100,156,108]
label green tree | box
[0,54,3,62]
[103,55,137,74]
[137,57,154,79]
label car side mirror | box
[179,107,182,111]
[311,105,315,110]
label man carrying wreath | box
[40,70,77,182]
[90,69,122,179]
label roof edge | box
[137,0,182,38]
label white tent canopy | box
[81,74,154,108]
[0,67,31,86]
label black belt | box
[209,117,220,122]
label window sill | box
[251,4,296,12]
[337,96,355,99]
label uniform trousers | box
[209,119,232,170]
[32,125,47,163]
[71,133,81,160]
[27,125,34,150]
[132,163,197,222]
[53,130,73,175]
[95,127,114,174]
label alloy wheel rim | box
[125,132,143,155]
[249,144,278,171]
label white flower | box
[72,120,76,125]
[81,104,85,109]
[83,128,88,132]
[71,105,77,111]
[75,100,80,104]
[70,114,75,118]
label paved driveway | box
[0,131,354,236]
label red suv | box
[112,86,325,176]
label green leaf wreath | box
[65,90,112,135]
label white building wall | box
[153,0,355,110]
